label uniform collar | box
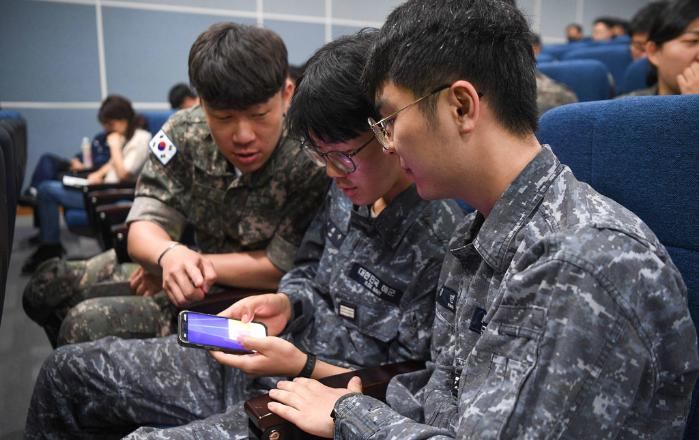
[350,184,426,249]
[469,145,563,272]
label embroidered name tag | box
[339,302,356,320]
[437,286,457,312]
[326,221,345,247]
[348,263,403,305]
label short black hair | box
[649,0,699,46]
[188,22,288,110]
[363,0,538,136]
[630,2,669,36]
[288,29,380,144]
[98,94,137,139]
[567,23,583,33]
[168,83,197,109]
[594,16,618,29]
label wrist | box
[157,242,181,267]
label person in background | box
[566,23,584,42]
[592,16,617,41]
[629,1,670,60]
[21,95,151,275]
[620,0,699,96]
[167,83,199,110]
[530,33,578,114]
[611,18,630,38]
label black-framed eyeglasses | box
[301,134,376,174]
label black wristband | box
[297,352,316,378]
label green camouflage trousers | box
[23,249,176,347]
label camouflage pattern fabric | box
[22,105,329,346]
[333,146,699,439]
[25,182,461,437]
[536,71,578,115]
[616,85,657,98]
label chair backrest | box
[537,95,699,439]
[538,60,611,102]
[536,53,555,64]
[0,125,18,244]
[561,45,633,93]
[0,146,9,328]
[621,57,652,94]
[140,110,175,136]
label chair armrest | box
[95,203,132,250]
[111,223,131,263]
[245,360,425,440]
[185,287,268,315]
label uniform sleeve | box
[265,158,329,272]
[278,189,331,334]
[125,118,190,240]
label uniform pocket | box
[457,305,545,438]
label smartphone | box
[177,310,267,354]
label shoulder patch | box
[149,130,177,165]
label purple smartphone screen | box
[183,312,263,351]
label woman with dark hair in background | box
[621,0,699,96]
[22,95,152,274]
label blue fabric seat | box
[538,60,611,102]
[621,57,652,94]
[561,45,633,94]
[537,95,699,439]
[141,110,174,136]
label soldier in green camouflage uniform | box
[23,23,329,347]
[535,71,578,115]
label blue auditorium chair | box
[561,45,633,93]
[141,110,174,136]
[536,53,555,63]
[537,95,699,440]
[620,57,653,94]
[538,60,612,101]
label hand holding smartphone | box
[178,310,267,354]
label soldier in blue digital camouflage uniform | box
[265,1,699,438]
[22,22,329,348]
[24,29,463,438]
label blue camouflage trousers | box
[25,335,275,439]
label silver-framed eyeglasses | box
[301,134,375,174]
[368,84,450,151]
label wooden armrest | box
[185,287,268,315]
[245,360,425,440]
[87,188,135,206]
[95,204,132,250]
[81,181,135,193]
[112,223,131,263]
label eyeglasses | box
[368,84,450,151]
[301,135,375,174]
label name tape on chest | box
[437,286,457,312]
[348,263,403,305]
[149,130,177,165]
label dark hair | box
[567,23,583,33]
[288,29,380,145]
[188,22,288,110]
[363,0,538,136]
[530,33,542,47]
[630,1,669,36]
[649,0,699,46]
[98,94,137,140]
[594,16,618,29]
[288,64,305,86]
[168,83,197,109]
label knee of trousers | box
[22,258,80,323]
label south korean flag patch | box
[149,130,177,165]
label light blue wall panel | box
[9,108,103,188]
[540,0,578,39]
[102,7,255,102]
[0,0,101,102]
[582,0,650,29]
[517,0,537,28]
[332,0,402,23]
[113,0,255,12]
[264,20,325,65]
[264,0,324,18]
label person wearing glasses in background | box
[24,29,462,438]
[265,0,698,438]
